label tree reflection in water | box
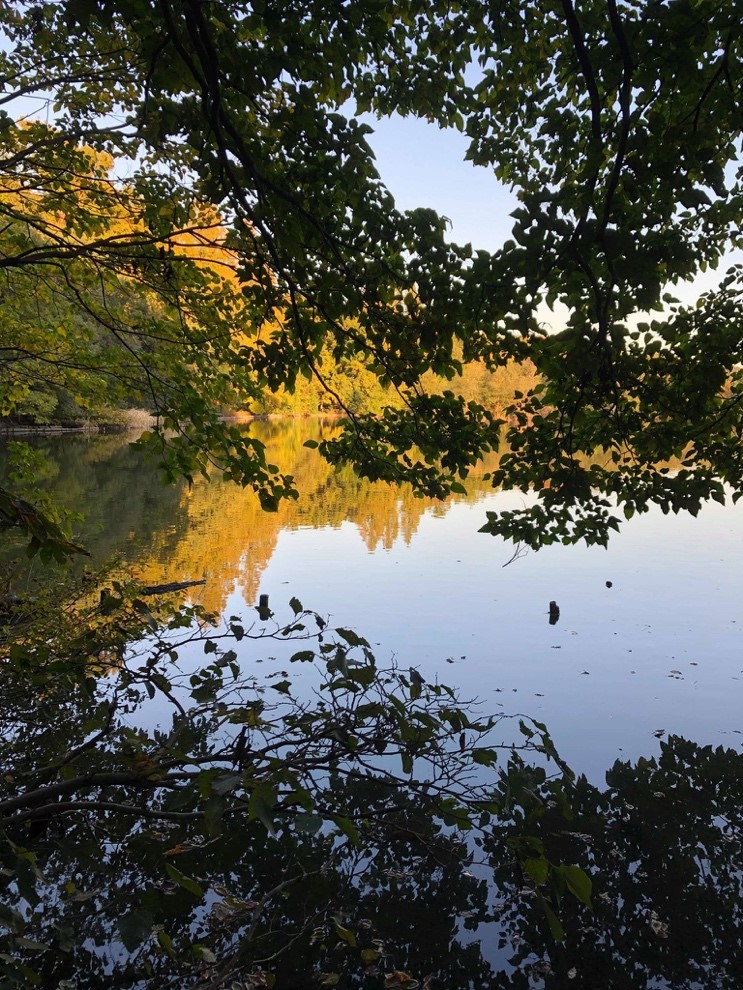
[1,428,741,987]
[483,738,743,989]
[1,612,740,990]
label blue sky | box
[10,84,738,311]
[361,112,518,253]
[362,112,742,312]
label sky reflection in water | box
[257,489,743,783]
[3,424,742,781]
[2,427,742,987]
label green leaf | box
[294,813,324,834]
[334,922,357,947]
[248,789,277,836]
[290,650,316,663]
[0,903,26,934]
[193,944,216,963]
[331,815,360,845]
[523,857,549,885]
[155,929,177,959]
[335,627,366,647]
[537,895,565,943]
[347,663,376,687]
[164,864,204,898]
[563,864,593,907]
[15,938,49,953]
[212,773,242,797]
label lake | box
[3,419,743,987]
[4,418,742,783]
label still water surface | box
[4,419,742,782]
[4,421,743,987]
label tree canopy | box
[2,0,743,550]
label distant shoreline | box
[0,423,128,437]
[0,410,348,438]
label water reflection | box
[3,420,743,785]
[482,737,743,988]
[0,432,185,580]
[1,419,494,612]
[3,661,741,990]
[2,425,743,986]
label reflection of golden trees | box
[2,420,499,615]
[130,481,282,614]
[108,419,495,614]
[120,422,688,617]
[9,419,674,618]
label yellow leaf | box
[385,972,415,987]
